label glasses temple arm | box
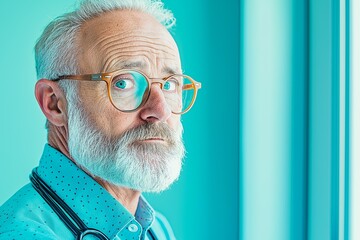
[183,82,202,90]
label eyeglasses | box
[53,69,201,114]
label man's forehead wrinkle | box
[102,42,179,71]
[98,39,178,62]
[103,54,181,77]
[89,30,178,54]
[102,48,177,71]
[86,30,179,72]
[102,42,177,59]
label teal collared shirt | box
[0,144,176,240]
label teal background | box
[0,1,239,240]
[0,0,349,239]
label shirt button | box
[128,223,138,232]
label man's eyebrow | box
[162,66,182,75]
[116,60,147,69]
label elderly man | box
[0,0,201,239]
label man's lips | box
[136,137,167,142]
[130,137,173,147]
[141,137,165,141]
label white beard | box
[66,102,185,193]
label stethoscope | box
[30,169,157,240]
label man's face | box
[77,9,182,136]
[65,10,184,192]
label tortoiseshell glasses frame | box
[53,69,201,114]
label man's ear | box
[35,79,67,127]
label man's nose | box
[139,84,172,123]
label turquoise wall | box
[0,0,75,204]
[0,1,240,239]
[0,0,346,239]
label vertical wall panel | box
[290,1,309,239]
[308,0,340,239]
[349,0,360,239]
[241,0,311,239]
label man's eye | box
[163,80,178,92]
[114,79,134,90]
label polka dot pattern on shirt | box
[0,144,159,240]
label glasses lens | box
[110,71,148,111]
[181,76,195,113]
[163,75,195,114]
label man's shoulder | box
[0,227,57,240]
[0,184,64,239]
[152,211,176,240]
[1,183,44,214]
[0,183,40,217]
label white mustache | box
[114,123,180,146]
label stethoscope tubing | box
[30,169,110,240]
[30,169,157,240]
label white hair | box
[34,0,176,128]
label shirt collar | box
[36,144,154,239]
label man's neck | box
[48,125,70,159]
[95,177,141,215]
